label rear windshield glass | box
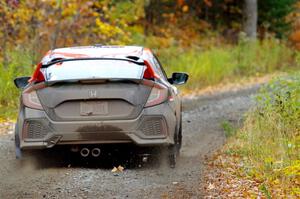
[42,60,146,82]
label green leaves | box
[258,0,297,38]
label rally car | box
[14,45,188,167]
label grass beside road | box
[0,50,34,119]
[0,38,299,119]
[158,38,298,91]
[206,72,300,197]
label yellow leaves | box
[283,160,300,177]
[182,5,189,13]
[111,165,124,176]
[12,7,31,23]
[264,157,274,164]
[92,11,100,17]
[48,0,57,7]
[272,178,280,185]
[95,18,116,36]
[61,2,78,18]
[0,0,136,54]
[94,17,129,44]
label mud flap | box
[15,145,22,159]
[168,145,177,168]
[14,124,22,159]
[168,114,182,168]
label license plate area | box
[80,101,108,116]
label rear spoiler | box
[45,78,143,86]
[41,57,144,68]
[30,58,159,83]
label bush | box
[227,72,300,196]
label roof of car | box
[41,45,145,65]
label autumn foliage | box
[0,0,144,65]
[1,0,298,67]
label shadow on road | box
[18,145,165,170]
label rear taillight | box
[145,84,169,107]
[35,71,45,82]
[143,60,159,79]
[29,63,45,83]
[22,90,43,110]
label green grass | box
[155,38,298,90]
[0,49,34,119]
[225,72,300,197]
[222,120,237,138]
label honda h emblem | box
[89,90,97,98]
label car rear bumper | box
[17,102,176,149]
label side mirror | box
[168,72,189,85]
[14,76,31,89]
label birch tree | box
[244,0,258,38]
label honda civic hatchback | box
[14,45,188,167]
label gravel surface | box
[0,85,259,199]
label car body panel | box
[17,102,176,149]
[15,45,184,152]
[37,82,152,121]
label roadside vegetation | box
[237,72,300,196]
[0,50,33,119]
[207,72,300,197]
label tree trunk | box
[243,0,257,38]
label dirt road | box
[0,85,259,199]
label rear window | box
[42,60,146,82]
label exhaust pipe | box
[91,148,101,157]
[80,148,90,157]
